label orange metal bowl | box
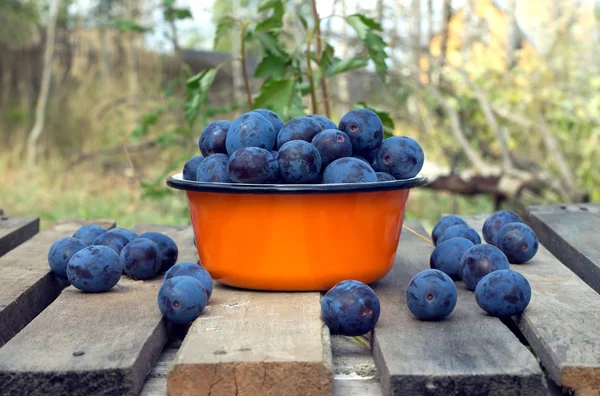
[167,174,428,291]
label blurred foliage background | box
[1,0,598,232]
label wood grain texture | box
[0,219,114,347]
[0,224,195,396]
[464,215,600,396]
[524,204,600,293]
[167,286,333,396]
[0,216,39,258]
[371,221,546,396]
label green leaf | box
[346,14,388,80]
[319,43,335,73]
[185,68,218,128]
[355,101,395,136]
[346,14,382,31]
[162,0,176,8]
[131,108,165,140]
[255,0,284,32]
[173,8,192,20]
[254,55,290,79]
[258,0,282,12]
[255,32,286,58]
[327,57,369,76]
[109,18,152,33]
[298,14,308,30]
[214,16,236,48]
[253,78,304,120]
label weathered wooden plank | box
[0,216,39,258]
[372,221,546,396]
[0,224,195,396]
[0,219,114,347]
[464,215,600,395]
[523,203,600,294]
[167,286,333,395]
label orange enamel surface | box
[186,190,409,291]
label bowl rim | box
[166,173,428,195]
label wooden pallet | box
[0,211,598,396]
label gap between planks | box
[0,216,39,258]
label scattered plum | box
[475,269,531,317]
[164,261,213,299]
[482,210,523,245]
[460,244,510,291]
[158,276,207,324]
[48,237,88,278]
[92,231,130,255]
[138,232,179,272]
[437,225,481,246]
[430,237,474,279]
[66,245,123,292]
[120,238,162,280]
[321,280,380,336]
[73,224,106,245]
[406,269,457,321]
[494,222,539,264]
[431,215,468,246]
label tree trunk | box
[167,14,181,63]
[410,0,421,71]
[434,0,451,85]
[230,0,245,106]
[337,0,350,114]
[505,0,518,70]
[26,0,61,167]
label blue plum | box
[226,112,276,155]
[460,244,510,291]
[277,116,322,148]
[322,157,377,184]
[277,140,322,183]
[482,210,523,245]
[73,224,106,245]
[196,153,232,183]
[375,136,424,179]
[48,237,88,278]
[228,147,279,184]
[66,245,123,292]
[307,114,337,131]
[352,155,369,164]
[311,129,352,168]
[107,228,138,243]
[93,231,130,255]
[431,215,467,246]
[158,276,207,325]
[475,269,532,317]
[494,222,539,264]
[138,232,179,272]
[361,149,378,167]
[406,269,457,321]
[183,155,204,181]
[199,120,232,156]
[430,237,474,279]
[321,280,380,336]
[164,261,213,299]
[437,225,481,246]
[338,108,383,153]
[120,238,162,280]
[376,172,395,182]
[252,109,284,133]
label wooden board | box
[0,216,39,258]
[167,286,333,395]
[524,203,600,293]
[371,221,546,396]
[464,215,600,395]
[0,224,195,396]
[0,219,114,347]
